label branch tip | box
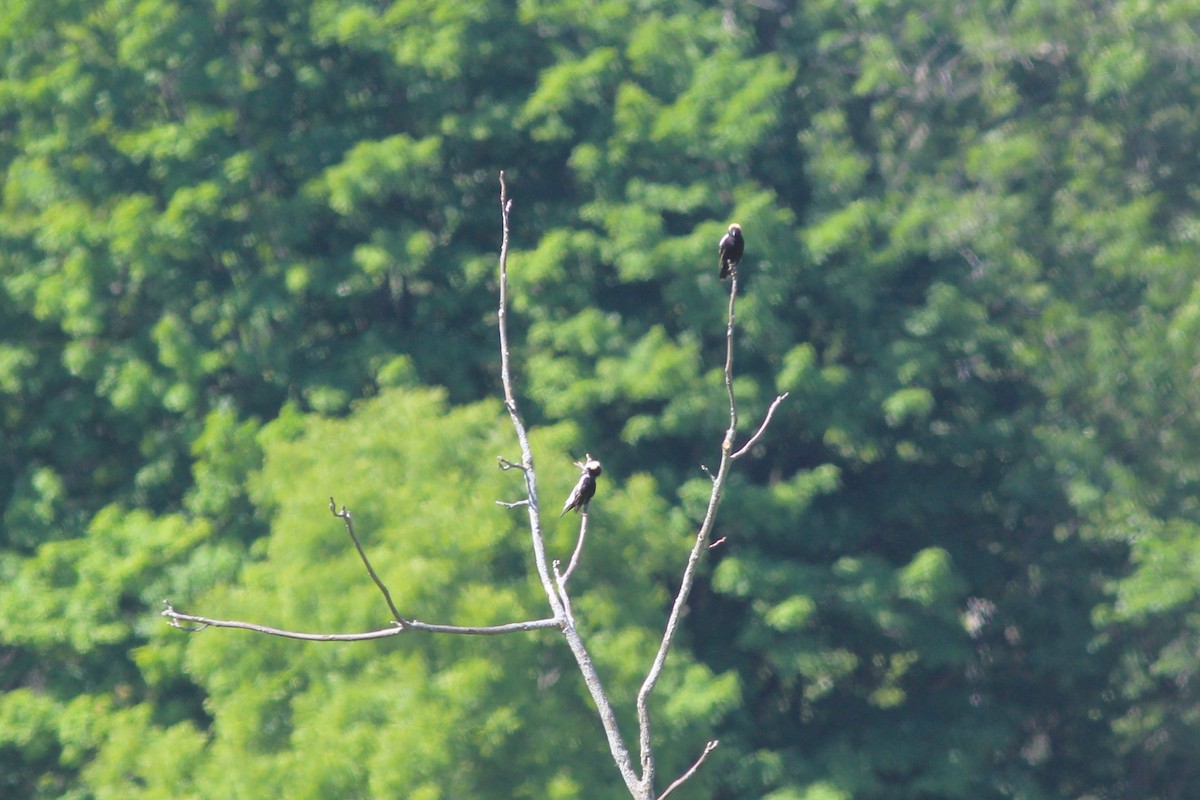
[496,499,530,509]
[329,496,350,519]
[655,740,719,800]
[731,392,790,460]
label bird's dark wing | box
[719,228,745,279]
[718,233,735,279]
[560,474,596,516]
[719,232,733,257]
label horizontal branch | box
[406,617,562,635]
[496,499,530,509]
[162,602,560,640]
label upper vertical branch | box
[496,172,559,611]
[494,172,643,796]
[635,275,742,793]
[723,275,739,449]
[497,173,519,417]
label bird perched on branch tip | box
[561,456,602,516]
[718,223,744,280]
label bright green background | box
[3,0,1200,797]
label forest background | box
[2,0,1200,797]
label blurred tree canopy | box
[2,0,1200,797]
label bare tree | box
[163,172,787,799]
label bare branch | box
[636,274,746,792]
[330,497,407,626]
[731,392,790,460]
[495,172,642,795]
[656,740,719,800]
[552,560,576,628]
[633,269,787,792]
[558,508,590,585]
[496,499,531,509]
[161,602,559,640]
[164,608,403,641]
[636,452,729,789]
[552,507,590,629]
[406,617,561,635]
[722,275,740,448]
[161,178,784,800]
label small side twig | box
[497,456,527,471]
[558,509,590,585]
[731,392,790,459]
[496,499,531,509]
[656,740,719,800]
[330,497,407,626]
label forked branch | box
[161,173,787,800]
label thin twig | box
[559,509,590,585]
[330,497,407,626]
[497,456,526,471]
[656,740,719,800]
[731,392,790,459]
[496,499,531,509]
[723,275,739,448]
[161,602,560,640]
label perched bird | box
[718,223,744,280]
[560,456,602,516]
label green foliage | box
[3,0,1200,797]
[104,387,722,797]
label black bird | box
[718,223,744,280]
[560,456,602,516]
